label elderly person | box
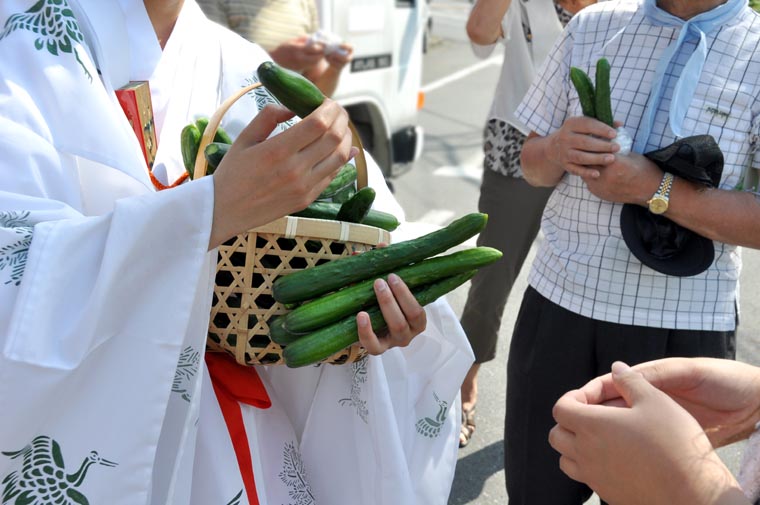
[0,1,471,503]
[506,0,760,503]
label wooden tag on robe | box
[116,81,158,169]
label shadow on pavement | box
[448,440,504,504]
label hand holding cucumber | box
[544,116,620,180]
[208,100,356,250]
[570,58,633,155]
[356,273,427,356]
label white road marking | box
[418,209,455,226]
[421,55,502,94]
[432,151,483,183]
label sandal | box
[459,404,476,448]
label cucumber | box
[569,67,596,119]
[330,185,356,204]
[282,271,477,368]
[257,61,325,119]
[268,315,305,345]
[317,163,357,200]
[336,187,376,224]
[204,142,230,174]
[196,117,234,145]
[283,246,503,333]
[291,201,400,232]
[272,212,488,304]
[180,123,202,178]
[594,58,614,127]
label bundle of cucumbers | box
[569,57,614,127]
[178,61,401,231]
[570,57,632,154]
[267,212,502,368]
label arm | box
[579,153,760,249]
[466,0,511,45]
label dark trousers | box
[460,170,553,363]
[505,286,736,505]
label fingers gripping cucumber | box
[282,271,477,368]
[282,247,503,334]
[257,61,325,118]
[272,212,488,304]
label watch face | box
[649,197,668,215]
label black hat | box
[620,135,723,277]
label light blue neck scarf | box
[634,0,746,152]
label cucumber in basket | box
[204,142,230,174]
[281,246,503,334]
[317,163,357,201]
[291,201,400,231]
[282,271,477,368]
[268,315,304,346]
[272,212,488,304]
[257,61,325,118]
[336,187,376,224]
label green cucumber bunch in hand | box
[570,57,632,155]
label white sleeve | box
[0,115,216,504]
[514,23,574,136]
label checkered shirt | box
[515,0,760,330]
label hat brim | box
[620,204,714,277]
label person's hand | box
[579,358,760,447]
[549,362,746,505]
[324,43,353,70]
[356,273,427,355]
[579,150,662,205]
[269,35,325,73]
[545,116,619,179]
[209,100,356,249]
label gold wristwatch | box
[647,172,674,215]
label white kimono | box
[0,1,473,505]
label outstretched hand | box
[549,361,747,505]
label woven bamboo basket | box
[196,82,390,366]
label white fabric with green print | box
[0,1,474,504]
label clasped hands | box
[546,116,662,205]
[549,358,760,505]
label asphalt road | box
[392,1,760,503]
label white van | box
[318,0,427,181]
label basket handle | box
[192,82,368,189]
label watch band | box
[656,171,674,200]
[647,171,674,215]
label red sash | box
[206,353,271,505]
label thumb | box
[611,361,656,407]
